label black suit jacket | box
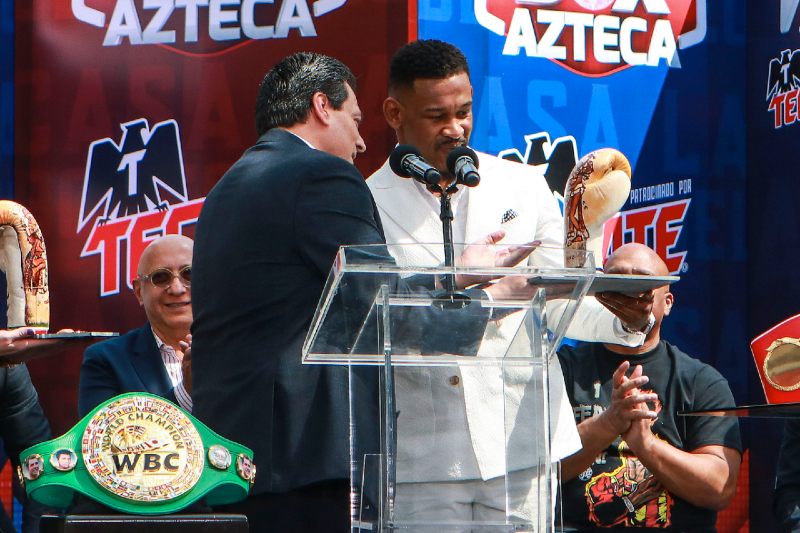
[191,129,387,494]
[78,324,177,417]
[192,129,488,495]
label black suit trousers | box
[217,480,350,533]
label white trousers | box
[392,467,554,531]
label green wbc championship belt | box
[19,393,255,514]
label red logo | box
[476,0,702,76]
[766,49,800,129]
[602,198,690,274]
[78,119,203,297]
[80,200,203,297]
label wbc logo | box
[474,0,705,76]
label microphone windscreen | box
[446,146,479,174]
[389,145,421,177]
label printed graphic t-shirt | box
[557,341,742,532]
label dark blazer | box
[78,323,177,417]
[191,129,387,494]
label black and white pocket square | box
[501,209,519,224]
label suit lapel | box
[370,196,385,240]
[464,158,533,246]
[130,325,172,396]
[463,180,504,245]
[464,155,534,246]
[369,160,445,265]
[260,128,308,148]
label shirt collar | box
[283,129,316,149]
[150,328,174,353]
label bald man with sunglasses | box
[78,234,194,416]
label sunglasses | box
[138,265,192,290]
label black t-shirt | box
[556,341,742,532]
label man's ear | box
[310,92,332,125]
[383,97,403,130]
[133,280,145,307]
[663,291,674,316]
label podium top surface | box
[302,243,597,365]
[525,272,679,295]
[302,244,683,365]
[587,273,679,294]
[307,243,681,366]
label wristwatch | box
[19,393,254,515]
[621,312,656,336]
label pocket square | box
[501,209,519,224]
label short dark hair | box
[389,39,470,92]
[255,52,357,136]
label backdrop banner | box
[12,0,409,433]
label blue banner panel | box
[420,3,749,529]
[746,2,800,531]
[419,0,747,395]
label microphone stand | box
[431,180,471,309]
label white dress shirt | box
[152,329,192,412]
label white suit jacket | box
[368,152,642,482]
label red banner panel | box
[14,0,410,433]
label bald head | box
[603,243,669,277]
[603,243,673,352]
[134,234,193,346]
[138,234,193,275]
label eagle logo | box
[77,118,188,232]
[499,132,578,200]
[767,49,800,102]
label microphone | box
[447,146,480,187]
[389,145,441,187]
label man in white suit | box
[367,40,655,524]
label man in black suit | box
[191,52,378,533]
[191,52,539,532]
[78,234,193,416]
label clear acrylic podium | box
[302,244,595,532]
